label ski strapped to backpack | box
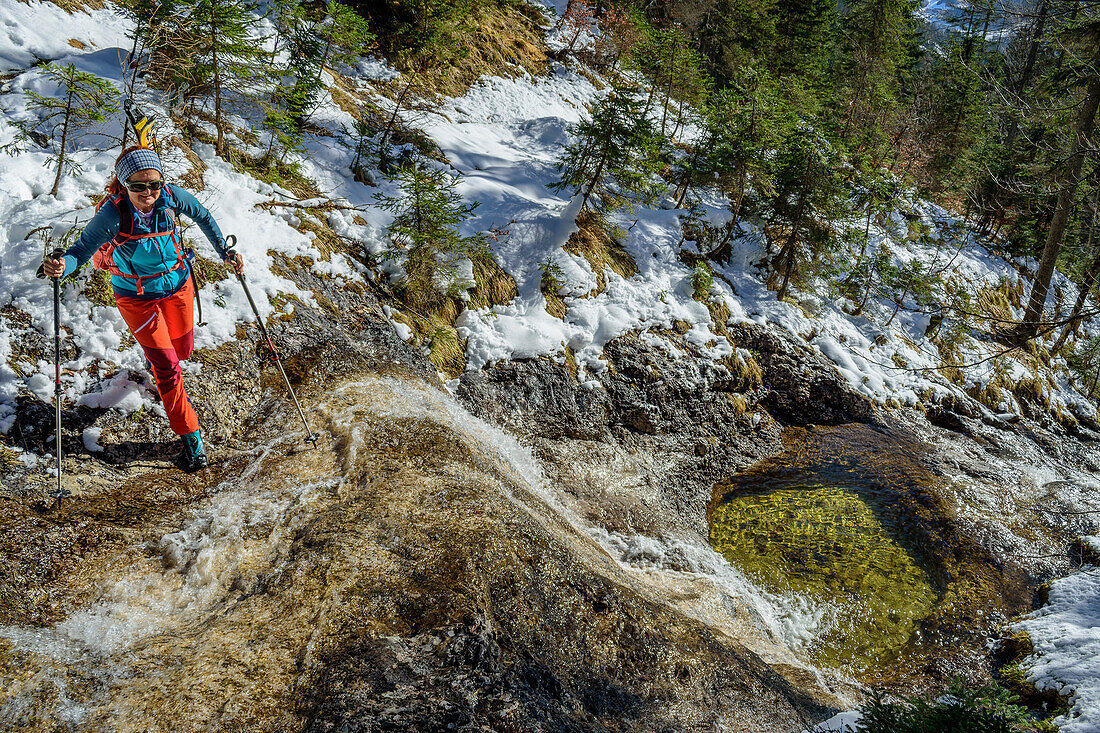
[91,190,188,296]
[124,99,159,156]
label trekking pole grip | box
[224,234,242,279]
[36,248,66,280]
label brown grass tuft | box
[468,251,518,310]
[399,3,549,98]
[565,210,638,297]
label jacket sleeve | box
[61,201,121,279]
[169,184,228,259]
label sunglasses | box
[124,179,166,192]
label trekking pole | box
[35,248,72,508]
[225,236,317,445]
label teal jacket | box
[61,184,227,299]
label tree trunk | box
[1051,200,1100,356]
[1017,70,1100,339]
[1003,0,1048,154]
[659,43,678,137]
[707,220,737,264]
[673,139,707,208]
[211,5,224,157]
[51,87,74,196]
[580,148,608,213]
[776,186,808,302]
[729,166,747,226]
[378,78,415,167]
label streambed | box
[709,424,1030,682]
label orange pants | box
[115,276,200,436]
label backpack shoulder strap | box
[110,194,133,239]
[163,183,181,209]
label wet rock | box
[456,331,783,536]
[456,359,611,441]
[724,322,877,426]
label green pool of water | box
[710,483,940,672]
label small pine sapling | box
[1,63,119,196]
[551,84,665,215]
[376,0,466,168]
[272,0,373,125]
[770,127,847,301]
[374,163,489,306]
[691,262,715,302]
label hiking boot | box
[177,429,207,472]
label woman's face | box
[124,168,164,213]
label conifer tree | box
[915,39,994,196]
[2,63,119,196]
[272,0,373,123]
[709,72,789,225]
[694,0,777,84]
[1050,174,1100,355]
[374,163,488,305]
[632,21,709,137]
[769,127,847,301]
[770,0,836,87]
[196,0,271,157]
[551,84,664,214]
[120,0,272,156]
[375,0,469,166]
[1016,16,1100,339]
[833,0,920,164]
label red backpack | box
[92,189,187,295]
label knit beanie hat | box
[115,147,163,183]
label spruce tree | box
[195,0,271,157]
[1016,15,1100,339]
[833,0,920,165]
[374,163,488,305]
[272,0,373,123]
[2,63,119,196]
[551,84,664,214]
[769,127,847,301]
[631,21,709,138]
[375,0,469,166]
[120,0,273,155]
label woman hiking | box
[42,146,243,472]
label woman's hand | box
[224,252,244,276]
[42,255,65,278]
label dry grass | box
[976,280,1018,324]
[543,288,567,320]
[467,251,518,310]
[563,347,579,380]
[392,251,518,379]
[399,2,549,98]
[42,0,106,11]
[81,268,115,308]
[295,216,348,262]
[726,393,749,416]
[565,209,638,296]
[170,137,208,192]
[189,252,230,286]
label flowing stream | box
[5,378,1014,728]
